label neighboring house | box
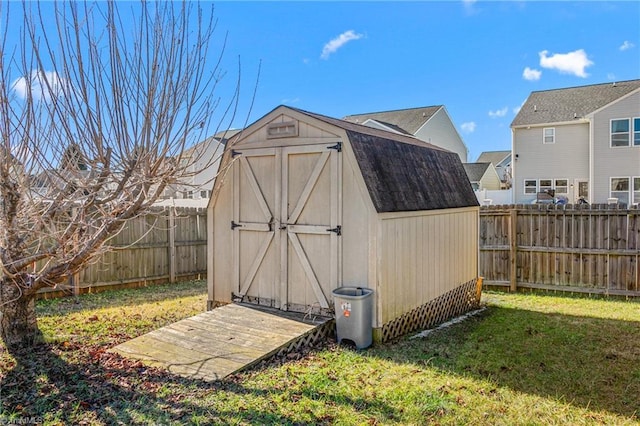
[476,150,512,189]
[30,143,92,199]
[511,79,640,205]
[343,105,469,162]
[165,129,241,200]
[463,162,502,191]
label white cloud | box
[461,122,476,133]
[619,40,635,51]
[281,97,300,104]
[320,30,363,60]
[513,100,526,115]
[12,70,65,101]
[488,107,508,118]
[522,67,541,81]
[462,0,478,15]
[538,49,593,78]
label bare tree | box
[0,1,235,350]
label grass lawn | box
[1,281,639,425]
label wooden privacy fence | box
[39,207,207,297]
[480,204,640,296]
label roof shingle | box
[290,107,478,213]
[476,150,510,165]
[463,163,491,182]
[343,106,442,135]
[511,79,640,127]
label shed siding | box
[234,113,341,149]
[377,207,478,325]
[414,108,468,162]
[211,164,234,304]
[513,123,589,203]
[340,151,373,289]
[592,92,640,204]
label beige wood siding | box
[376,207,478,326]
[592,92,640,204]
[233,112,341,149]
[340,148,373,289]
[210,162,234,303]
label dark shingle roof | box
[291,107,478,213]
[476,150,510,165]
[511,79,640,127]
[463,163,491,182]
[343,106,442,135]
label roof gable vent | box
[267,120,298,139]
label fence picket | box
[39,207,207,298]
[480,205,640,296]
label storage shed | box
[207,106,481,342]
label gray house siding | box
[513,123,589,203]
[414,108,468,163]
[591,91,640,205]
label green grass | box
[1,283,639,425]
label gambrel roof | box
[512,79,640,127]
[343,106,442,135]
[288,107,479,213]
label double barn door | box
[231,143,341,313]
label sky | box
[206,1,640,162]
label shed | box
[207,106,481,342]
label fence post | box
[510,209,518,292]
[168,207,176,283]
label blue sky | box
[209,1,640,162]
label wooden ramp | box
[110,303,332,382]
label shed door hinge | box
[231,149,242,157]
[326,225,342,236]
[231,220,243,230]
[327,142,342,152]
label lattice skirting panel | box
[275,320,335,357]
[377,278,481,343]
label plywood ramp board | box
[110,303,331,382]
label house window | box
[634,177,640,205]
[634,118,640,146]
[610,177,629,205]
[524,179,537,194]
[554,179,568,194]
[543,128,555,144]
[200,190,209,198]
[539,179,553,193]
[611,119,630,147]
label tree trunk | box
[0,280,41,351]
